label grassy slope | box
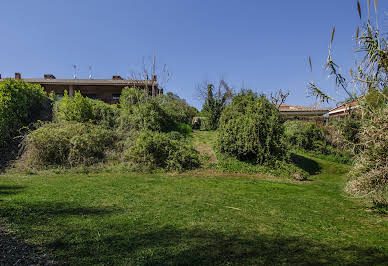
[0,130,387,264]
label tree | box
[200,80,233,130]
[269,89,290,108]
[130,56,171,99]
[217,90,286,164]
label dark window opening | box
[112,94,121,100]
[82,94,97,99]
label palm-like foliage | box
[308,1,388,205]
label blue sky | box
[1,0,387,109]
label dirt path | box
[193,130,218,163]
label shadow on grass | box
[290,153,321,175]
[0,199,386,265]
[44,225,387,265]
[0,185,25,195]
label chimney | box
[15,73,21,79]
[44,74,56,79]
[152,75,157,81]
[112,75,123,80]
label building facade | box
[0,73,162,104]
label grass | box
[0,153,387,264]
[194,130,308,179]
[0,130,387,264]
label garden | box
[0,1,387,264]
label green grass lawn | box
[0,154,387,265]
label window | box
[56,93,64,100]
[112,94,121,100]
[82,94,97,99]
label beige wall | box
[43,85,136,104]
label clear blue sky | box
[1,0,387,109]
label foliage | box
[202,82,233,130]
[119,99,175,132]
[128,130,200,171]
[54,91,118,127]
[284,120,353,164]
[90,100,119,128]
[345,105,388,204]
[307,3,388,204]
[284,121,325,151]
[23,122,115,167]
[119,86,147,111]
[216,155,308,180]
[175,122,192,136]
[217,90,286,164]
[334,114,361,151]
[158,92,198,124]
[0,79,48,149]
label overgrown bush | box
[158,92,198,124]
[217,90,286,164]
[345,105,388,204]
[119,88,176,132]
[119,100,175,132]
[128,130,200,171]
[0,79,48,149]
[326,114,361,153]
[54,91,118,128]
[284,120,353,164]
[23,122,115,167]
[284,121,324,151]
[90,100,119,128]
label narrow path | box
[193,130,218,163]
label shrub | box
[90,100,119,128]
[54,91,118,127]
[119,98,175,132]
[23,122,115,167]
[0,79,48,148]
[284,120,353,164]
[345,105,388,204]
[128,130,200,171]
[119,86,147,111]
[158,92,199,124]
[284,121,325,151]
[217,90,286,164]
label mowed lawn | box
[0,156,387,265]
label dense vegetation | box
[217,91,285,164]
[20,87,200,172]
[23,122,115,167]
[307,1,388,204]
[284,120,353,164]
[0,79,49,150]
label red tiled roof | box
[278,104,330,112]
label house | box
[0,72,163,104]
[278,104,330,119]
[327,100,360,117]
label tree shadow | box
[43,225,387,265]
[290,153,321,175]
[0,185,25,195]
[1,199,386,265]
